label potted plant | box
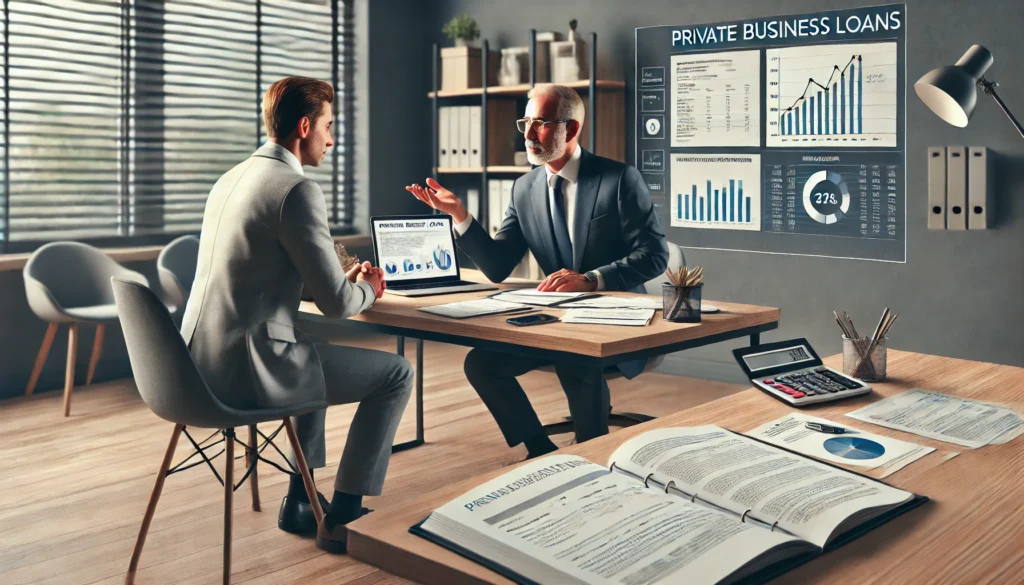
[439,14,496,91]
[442,14,480,47]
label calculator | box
[732,338,871,406]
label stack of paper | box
[846,388,1024,448]
[418,299,532,319]
[561,308,655,326]
[559,295,663,310]
[488,290,596,307]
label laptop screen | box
[370,215,460,284]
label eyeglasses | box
[516,117,572,134]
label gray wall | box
[0,0,432,401]
[432,0,1024,381]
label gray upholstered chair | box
[542,243,687,436]
[110,277,326,585]
[157,234,200,315]
[23,241,149,416]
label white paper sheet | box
[561,308,655,326]
[845,388,1024,449]
[559,295,664,310]
[746,413,934,474]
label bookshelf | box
[428,31,625,275]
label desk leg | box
[392,337,425,453]
[751,333,760,346]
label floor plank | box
[0,333,745,585]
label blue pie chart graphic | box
[823,437,886,460]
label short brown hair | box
[262,76,334,140]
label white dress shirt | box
[453,144,604,289]
[264,141,304,175]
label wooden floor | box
[0,333,746,585]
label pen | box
[804,422,857,434]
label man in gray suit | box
[407,84,668,459]
[180,76,412,553]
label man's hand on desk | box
[348,261,386,299]
[537,269,597,292]
[405,178,469,224]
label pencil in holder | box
[842,336,887,382]
[663,282,702,323]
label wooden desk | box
[346,350,1024,585]
[300,271,780,450]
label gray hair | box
[527,83,585,126]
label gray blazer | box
[455,148,669,378]
[180,143,375,410]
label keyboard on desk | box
[755,366,870,406]
[390,280,478,291]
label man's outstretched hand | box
[537,269,596,293]
[405,177,469,224]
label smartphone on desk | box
[507,313,559,327]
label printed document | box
[747,413,934,478]
[418,298,532,319]
[846,388,1024,449]
[562,308,655,326]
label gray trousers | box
[289,343,413,496]
[463,348,610,447]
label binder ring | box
[691,492,697,503]
[609,461,617,472]
[664,480,675,494]
[740,509,751,523]
[771,520,779,532]
[643,473,655,488]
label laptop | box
[370,214,498,297]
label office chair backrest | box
[111,277,237,429]
[25,242,148,316]
[157,235,200,310]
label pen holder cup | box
[663,283,702,323]
[842,336,887,382]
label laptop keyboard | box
[392,280,478,290]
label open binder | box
[411,426,928,585]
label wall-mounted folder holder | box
[927,146,991,230]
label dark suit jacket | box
[455,148,669,377]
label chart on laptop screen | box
[373,218,458,281]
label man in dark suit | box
[406,84,668,458]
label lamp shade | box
[914,45,994,127]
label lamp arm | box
[979,77,1024,140]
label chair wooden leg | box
[63,323,79,417]
[25,323,58,396]
[223,429,235,585]
[283,418,323,527]
[126,424,184,584]
[85,324,105,386]
[247,424,260,512]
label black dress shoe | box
[316,507,373,554]
[277,492,330,536]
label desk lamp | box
[914,45,1023,139]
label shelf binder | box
[927,146,946,230]
[946,146,967,231]
[967,146,991,230]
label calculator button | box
[764,379,774,384]
[791,392,806,398]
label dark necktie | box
[550,175,573,269]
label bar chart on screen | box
[766,42,898,147]
[670,154,761,231]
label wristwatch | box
[583,270,600,284]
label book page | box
[423,454,807,585]
[610,427,913,548]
